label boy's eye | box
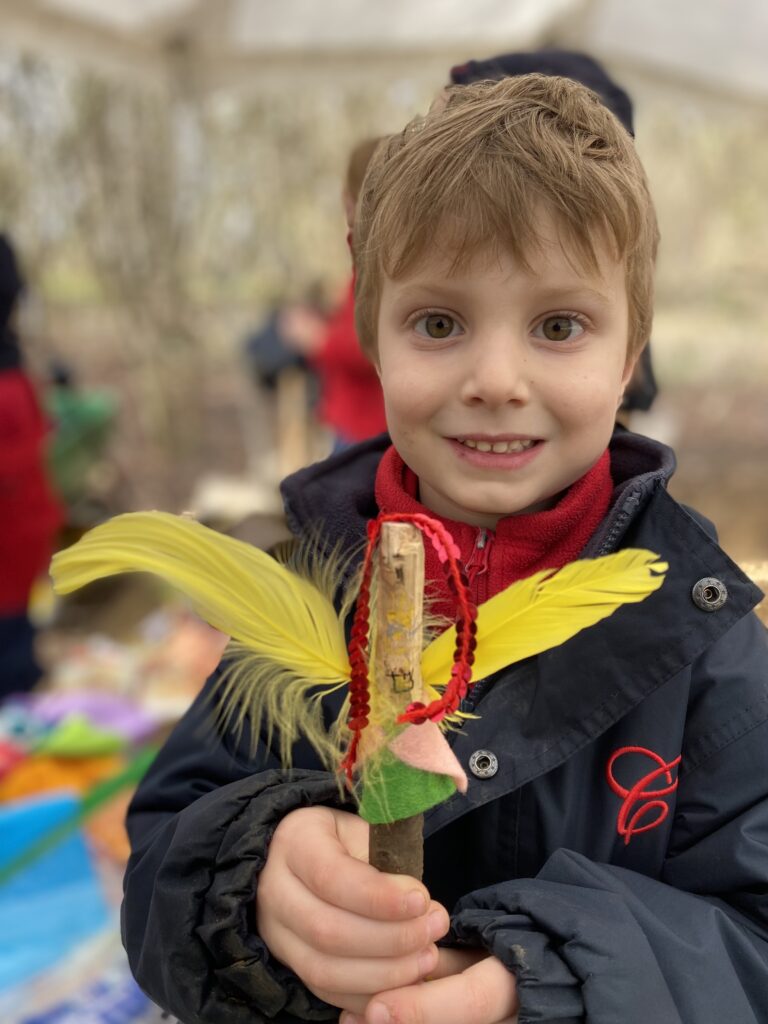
[416,313,458,339]
[536,315,584,342]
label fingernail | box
[367,1003,391,1024]
[405,889,427,916]
[428,907,447,939]
[340,1014,361,1024]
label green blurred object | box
[34,713,127,758]
[46,385,116,508]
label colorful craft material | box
[32,691,159,745]
[0,754,124,803]
[0,748,157,888]
[0,702,48,749]
[0,739,24,780]
[0,794,110,991]
[34,714,125,758]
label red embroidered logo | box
[606,746,681,845]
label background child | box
[121,77,768,1023]
[308,136,387,451]
[0,234,62,697]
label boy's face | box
[376,211,636,528]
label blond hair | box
[354,74,659,362]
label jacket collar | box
[281,431,387,581]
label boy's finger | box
[270,872,449,957]
[430,946,488,979]
[271,807,431,920]
[364,955,518,1024]
[316,991,369,1017]
[283,937,440,997]
[264,864,448,958]
[289,835,432,921]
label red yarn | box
[340,513,478,782]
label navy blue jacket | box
[122,430,768,1022]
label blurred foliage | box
[0,50,433,506]
[0,52,432,308]
[631,85,768,382]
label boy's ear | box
[621,350,639,390]
[618,351,639,408]
[366,342,382,376]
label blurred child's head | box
[352,75,660,525]
[354,75,657,363]
[342,136,383,232]
[0,233,25,338]
[448,49,634,136]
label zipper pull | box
[465,528,492,588]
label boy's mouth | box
[455,436,539,454]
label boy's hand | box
[340,950,519,1024]
[256,806,450,1013]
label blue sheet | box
[0,793,110,991]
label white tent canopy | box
[0,0,578,89]
[1,0,767,99]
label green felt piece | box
[359,749,457,824]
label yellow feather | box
[50,512,351,688]
[421,549,668,692]
[214,644,350,770]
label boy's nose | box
[460,333,531,407]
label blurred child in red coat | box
[0,234,62,696]
[311,138,387,451]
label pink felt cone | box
[388,721,468,793]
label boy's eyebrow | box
[391,280,615,309]
[389,283,463,306]
[533,285,614,309]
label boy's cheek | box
[556,377,626,418]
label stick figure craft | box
[50,511,667,876]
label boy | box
[122,77,768,1023]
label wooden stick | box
[276,367,309,478]
[368,522,425,879]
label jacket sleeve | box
[122,672,350,1024]
[449,611,768,1024]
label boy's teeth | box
[460,438,534,453]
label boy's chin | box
[421,487,560,528]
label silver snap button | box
[469,749,498,779]
[691,577,728,612]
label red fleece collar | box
[375,446,614,616]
